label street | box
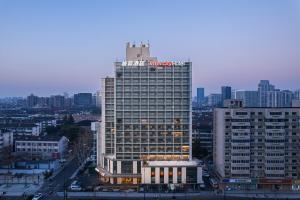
[37,156,80,200]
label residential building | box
[15,135,69,159]
[26,94,39,108]
[235,90,258,107]
[207,94,222,107]
[221,86,232,103]
[258,80,275,107]
[0,123,41,136]
[74,93,93,107]
[97,43,202,186]
[214,101,300,190]
[197,88,205,106]
[91,121,100,164]
[95,90,102,108]
[0,129,13,149]
[294,90,300,100]
[50,95,65,108]
[267,90,294,107]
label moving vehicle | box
[32,193,43,200]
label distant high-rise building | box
[95,90,101,108]
[258,80,275,107]
[37,97,50,108]
[97,42,202,186]
[50,95,65,108]
[235,90,258,107]
[26,94,39,108]
[266,90,294,107]
[74,93,93,107]
[221,86,232,103]
[197,87,205,106]
[231,89,236,99]
[207,94,222,107]
[294,89,300,100]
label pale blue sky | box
[0,0,300,97]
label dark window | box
[186,167,197,183]
[121,161,133,174]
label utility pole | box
[64,172,67,200]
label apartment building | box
[214,100,300,190]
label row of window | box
[226,112,297,116]
[16,148,58,152]
[16,142,58,146]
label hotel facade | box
[97,43,202,186]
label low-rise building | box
[0,123,41,136]
[15,135,69,159]
[0,129,13,149]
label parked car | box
[70,181,82,191]
[200,183,206,189]
[202,171,210,177]
[209,178,218,189]
[32,193,43,200]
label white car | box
[70,181,82,191]
[32,193,43,200]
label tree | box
[0,145,15,168]
[73,129,93,165]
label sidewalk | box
[221,190,300,199]
[0,183,41,196]
[57,191,209,199]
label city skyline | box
[1,0,300,97]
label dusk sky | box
[0,0,300,97]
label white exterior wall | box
[142,167,151,184]
[164,167,169,184]
[109,160,113,173]
[0,131,13,149]
[197,167,203,183]
[117,161,121,174]
[173,167,178,184]
[133,161,137,174]
[155,167,160,184]
[182,167,186,184]
[214,109,226,177]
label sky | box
[0,0,300,97]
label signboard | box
[121,60,184,67]
[259,179,292,184]
[223,178,251,183]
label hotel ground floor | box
[96,156,203,185]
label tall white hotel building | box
[97,43,202,186]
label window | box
[121,161,133,174]
[186,167,197,183]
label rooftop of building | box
[0,123,38,128]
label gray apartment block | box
[214,102,300,190]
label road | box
[38,156,80,200]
